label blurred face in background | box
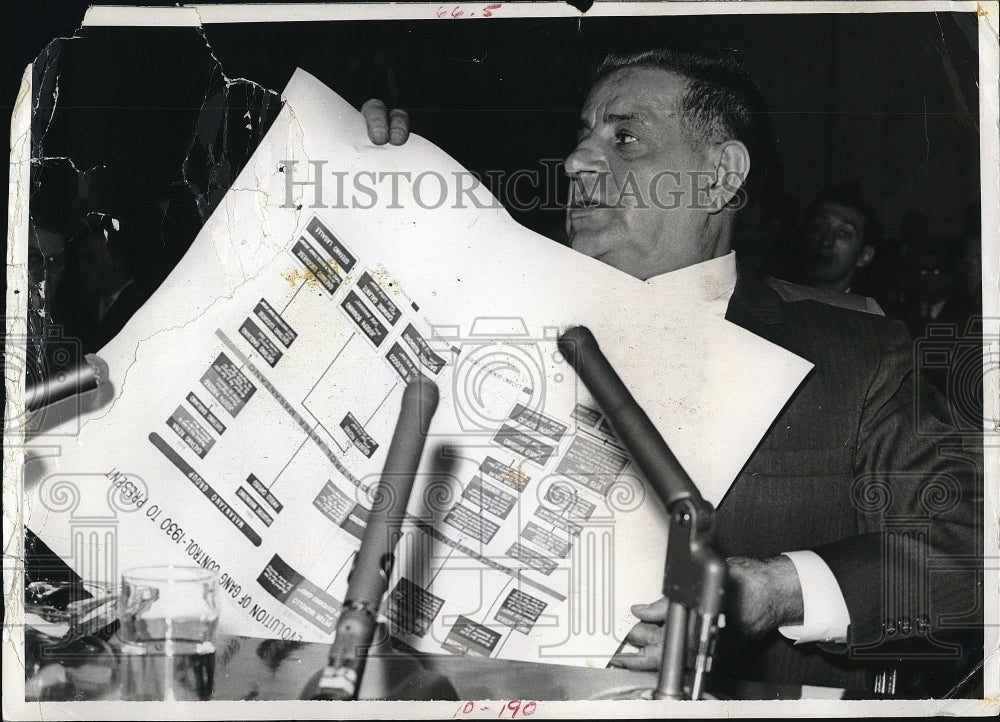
[798,201,874,292]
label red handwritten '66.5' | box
[437,3,503,19]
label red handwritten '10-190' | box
[453,700,538,718]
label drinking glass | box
[117,566,219,701]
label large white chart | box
[22,69,811,667]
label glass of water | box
[117,566,219,701]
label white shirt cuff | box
[778,550,850,644]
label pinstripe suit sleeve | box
[810,322,983,648]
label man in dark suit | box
[364,45,981,695]
[711,267,981,692]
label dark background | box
[5,3,983,353]
[200,10,981,242]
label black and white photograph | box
[3,1,997,718]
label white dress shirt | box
[647,252,850,644]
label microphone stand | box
[557,326,726,700]
[312,377,440,700]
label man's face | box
[799,201,872,287]
[565,68,719,280]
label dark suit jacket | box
[713,266,982,693]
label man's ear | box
[856,244,875,268]
[709,140,751,214]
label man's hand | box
[360,99,410,146]
[726,555,804,636]
[609,556,805,670]
[610,597,669,670]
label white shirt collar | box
[644,251,738,317]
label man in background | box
[765,179,884,315]
[793,180,879,294]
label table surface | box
[25,630,839,702]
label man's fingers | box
[388,108,410,145]
[611,617,666,670]
[361,98,390,145]
[624,621,663,648]
[609,651,659,671]
[631,597,669,623]
[610,641,661,671]
[361,99,410,146]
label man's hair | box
[810,179,882,247]
[593,45,773,204]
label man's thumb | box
[631,597,670,622]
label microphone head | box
[84,353,110,386]
[557,325,595,369]
[401,375,439,432]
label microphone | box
[25,353,110,412]
[556,326,705,510]
[557,326,725,700]
[313,376,439,701]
